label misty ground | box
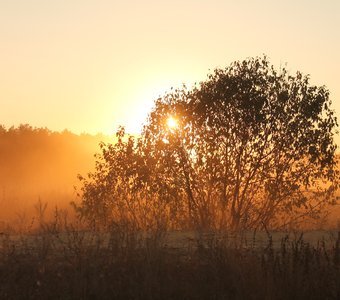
[0,125,116,223]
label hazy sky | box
[1,0,339,142]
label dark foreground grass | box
[0,229,339,300]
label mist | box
[0,124,113,223]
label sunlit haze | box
[1,0,339,144]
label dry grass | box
[0,209,339,300]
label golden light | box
[166,116,178,130]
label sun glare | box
[166,116,178,129]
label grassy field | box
[0,225,339,300]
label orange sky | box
[1,0,339,144]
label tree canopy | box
[77,56,339,230]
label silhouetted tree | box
[78,56,339,230]
[76,127,175,230]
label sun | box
[166,116,178,129]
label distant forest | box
[0,124,112,222]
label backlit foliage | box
[77,56,339,230]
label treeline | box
[0,124,113,222]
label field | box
[1,126,340,299]
[1,221,339,300]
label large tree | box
[142,56,339,229]
[78,56,339,230]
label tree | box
[75,127,176,230]
[142,56,339,230]
[78,56,339,230]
